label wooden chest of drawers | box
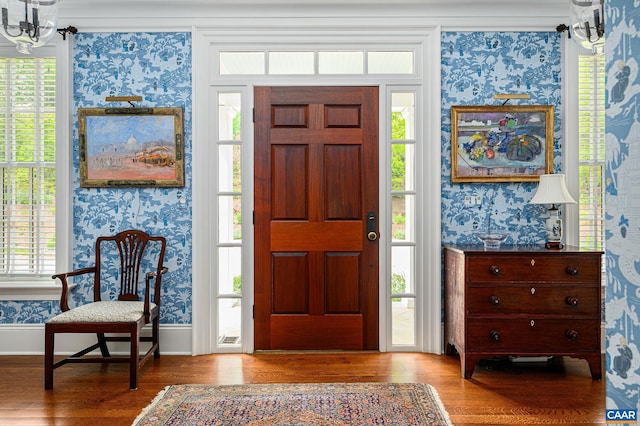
[443,244,602,379]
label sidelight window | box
[217,92,243,347]
[389,91,417,347]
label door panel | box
[254,86,379,350]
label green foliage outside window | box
[391,273,406,302]
[391,112,406,191]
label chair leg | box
[130,327,140,390]
[153,317,160,358]
[44,326,54,390]
[97,333,110,357]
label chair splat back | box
[94,230,163,302]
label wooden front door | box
[254,86,379,350]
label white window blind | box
[0,57,56,277]
[578,54,605,259]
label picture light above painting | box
[78,107,185,188]
[451,105,554,183]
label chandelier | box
[565,0,605,55]
[0,0,58,54]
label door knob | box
[366,211,377,241]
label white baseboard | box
[0,324,192,355]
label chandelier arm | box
[28,7,40,41]
[2,8,25,38]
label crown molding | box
[58,1,570,32]
[59,0,569,33]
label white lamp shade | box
[530,174,577,205]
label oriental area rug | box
[132,382,453,425]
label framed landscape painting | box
[451,105,553,183]
[78,107,184,187]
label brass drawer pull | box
[489,330,501,341]
[489,295,501,305]
[489,265,501,276]
[566,266,579,275]
[566,296,579,306]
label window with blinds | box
[578,54,605,264]
[0,57,56,277]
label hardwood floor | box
[0,353,605,425]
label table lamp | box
[529,174,577,249]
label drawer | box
[466,255,600,283]
[467,285,599,316]
[467,319,600,352]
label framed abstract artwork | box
[78,107,184,187]
[451,105,553,182]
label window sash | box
[0,57,56,277]
[577,54,605,273]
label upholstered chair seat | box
[47,301,157,324]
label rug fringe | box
[426,384,455,426]
[131,385,172,426]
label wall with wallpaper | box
[441,31,561,246]
[605,0,640,413]
[1,30,560,326]
[0,32,193,325]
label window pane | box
[392,297,415,346]
[578,54,605,279]
[392,194,414,242]
[220,52,264,75]
[218,246,242,294]
[391,144,406,192]
[318,51,364,74]
[391,245,415,294]
[218,196,242,243]
[579,165,604,250]
[218,144,241,193]
[218,93,242,141]
[218,298,242,346]
[391,92,415,140]
[391,144,415,192]
[369,51,413,74]
[269,51,314,75]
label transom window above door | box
[219,50,415,76]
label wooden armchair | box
[45,229,168,390]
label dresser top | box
[443,244,603,255]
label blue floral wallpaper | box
[441,32,562,245]
[0,32,193,325]
[605,0,640,413]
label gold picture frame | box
[451,105,553,183]
[78,107,184,187]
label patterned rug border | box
[133,382,453,426]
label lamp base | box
[545,241,564,250]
